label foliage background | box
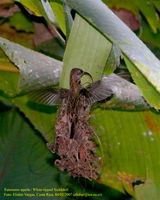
[0,0,160,200]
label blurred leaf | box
[33,22,53,47]
[136,1,159,33]
[50,1,66,35]
[60,15,112,88]
[33,22,65,59]
[0,23,33,48]
[0,108,129,200]
[139,19,160,48]
[103,0,138,15]
[0,0,13,5]
[9,11,34,32]
[0,4,19,18]
[15,0,46,17]
[153,1,160,11]
[0,70,19,96]
[0,56,56,141]
[135,180,159,200]
[0,50,19,96]
[0,109,60,196]
[104,44,121,74]
[15,0,66,47]
[36,37,65,60]
[103,0,160,33]
[66,0,160,109]
[63,1,73,37]
[16,0,67,35]
[91,108,160,198]
[112,8,140,31]
[0,37,63,93]
[12,95,56,142]
[124,57,160,108]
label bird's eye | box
[78,69,83,75]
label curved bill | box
[82,71,93,83]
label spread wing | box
[29,88,68,106]
[85,80,113,104]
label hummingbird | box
[30,68,112,179]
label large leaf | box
[91,109,160,199]
[60,15,112,88]
[0,109,60,198]
[66,0,160,109]
[0,108,128,200]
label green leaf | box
[91,109,160,198]
[16,0,67,35]
[0,71,56,141]
[0,108,127,200]
[0,51,19,96]
[139,19,160,48]
[9,11,34,32]
[63,1,73,37]
[60,15,112,88]
[50,1,66,35]
[0,109,59,195]
[153,1,160,11]
[0,71,19,97]
[124,56,160,109]
[36,37,65,60]
[12,95,57,141]
[136,1,159,33]
[135,180,160,200]
[104,44,121,74]
[15,0,46,17]
[66,0,160,109]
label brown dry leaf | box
[113,8,140,31]
[0,4,20,17]
[0,23,34,48]
[33,22,55,47]
[0,0,13,5]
